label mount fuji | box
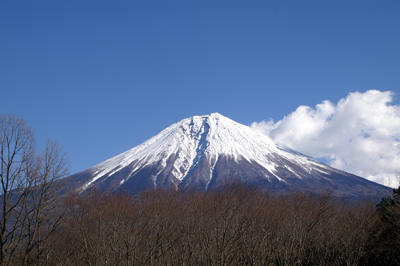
[68,113,388,198]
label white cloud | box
[251,90,400,188]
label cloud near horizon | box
[251,90,400,188]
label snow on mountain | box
[69,113,388,198]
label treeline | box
[14,184,399,266]
[2,115,399,265]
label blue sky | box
[1,0,399,186]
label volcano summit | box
[69,113,387,198]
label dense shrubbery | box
[374,186,400,265]
[14,183,398,266]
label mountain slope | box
[69,113,388,198]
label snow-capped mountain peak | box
[70,113,387,198]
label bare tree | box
[0,114,69,266]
